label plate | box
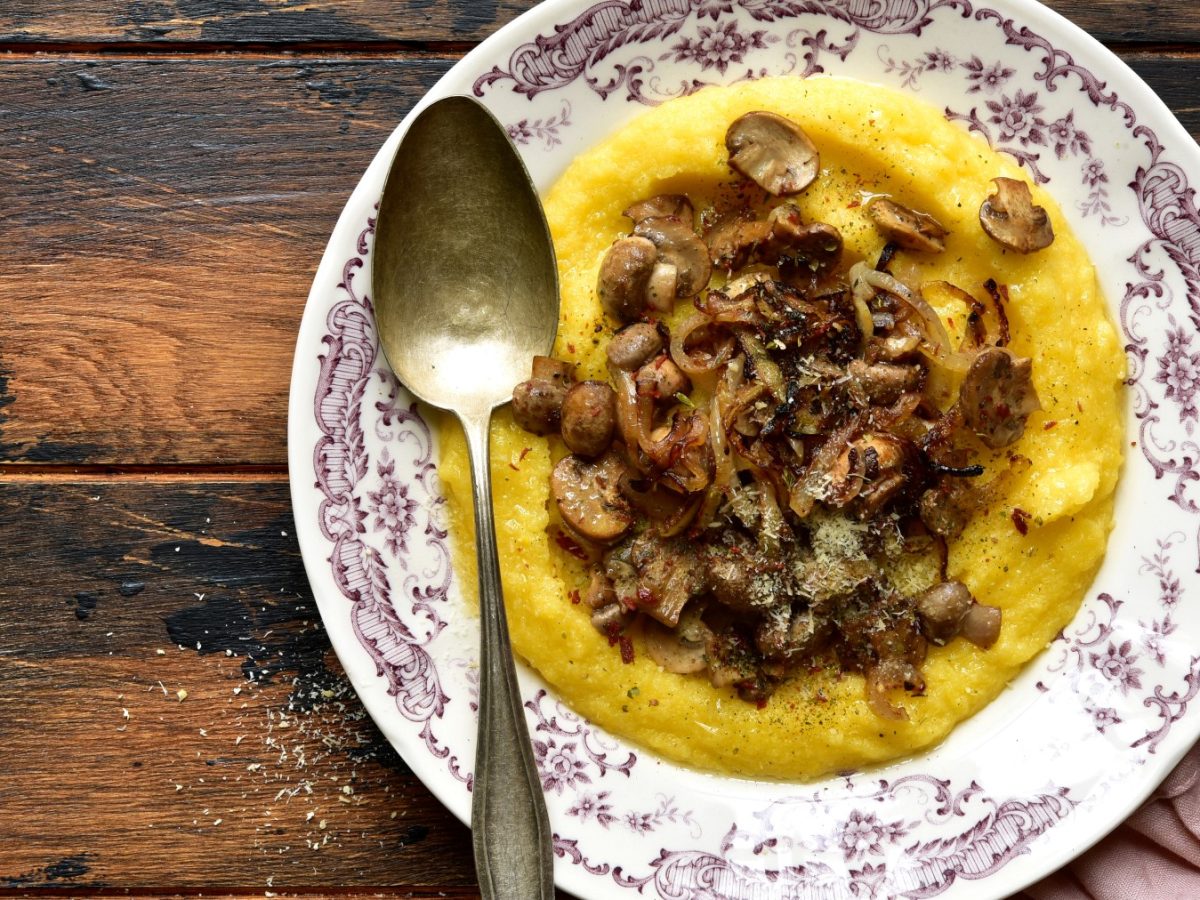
[287,1,1200,896]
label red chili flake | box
[846,198,861,209]
[618,635,635,665]
[569,589,581,605]
[1043,420,1058,430]
[554,530,589,561]
[648,698,659,707]
[508,446,532,471]
[636,585,655,607]
[567,342,577,354]
[1011,508,1032,535]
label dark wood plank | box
[0,479,477,890]
[0,55,452,467]
[0,0,540,44]
[0,1,1195,46]
[1123,52,1200,137]
[1042,0,1200,44]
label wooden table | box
[1,1,1195,896]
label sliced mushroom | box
[705,217,772,271]
[551,452,633,545]
[979,177,1054,253]
[619,474,701,537]
[642,609,710,674]
[511,355,575,435]
[606,322,663,371]
[847,359,922,406]
[597,235,658,322]
[915,581,974,645]
[560,380,617,458]
[766,212,843,273]
[959,346,1041,449]
[623,194,693,226]
[725,111,820,196]
[633,216,712,298]
[867,198,949,253]
[629,532,708,627]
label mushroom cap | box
[979,177,1054,253]
[560,380,617,459]
[623,194,694,226]
[866,198,949,253]
[633,217,713,298]
[705,217,772,271]
[915,581,974,645]
[959,346,1042,449]
[766,213,843,272]
[725,111,820,196]
[606,322,663,372]
[551,452,633,545]
[596,235,658,322]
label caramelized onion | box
[735,331,786,398]
[670,313,736,379]
[865,666,908,720]
[851,262,977,373]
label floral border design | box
[307,0,1200,897]
[312,216,468,784]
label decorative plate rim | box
[288,1,1200,897]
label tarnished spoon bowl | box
[372,95,558,900]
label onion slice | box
[670,313,736,379]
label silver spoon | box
[372,95,557,899]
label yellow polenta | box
[436,76,1124,779]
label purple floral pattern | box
[366,451,419,559]
[664,21,772,73]
[295,0,1200,897]
[507,102,573,150]
[1156,318,1200,432]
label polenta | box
[437,76,1124,780]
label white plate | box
[287,1,1200,896]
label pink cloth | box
[1015,742,1200,899]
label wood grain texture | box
[0,481,477,891]
[0,55,451,466]
[0,1,1197,45]
[0,0,540,44]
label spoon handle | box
[461,410,556,900]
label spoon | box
[372,96,557,899]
